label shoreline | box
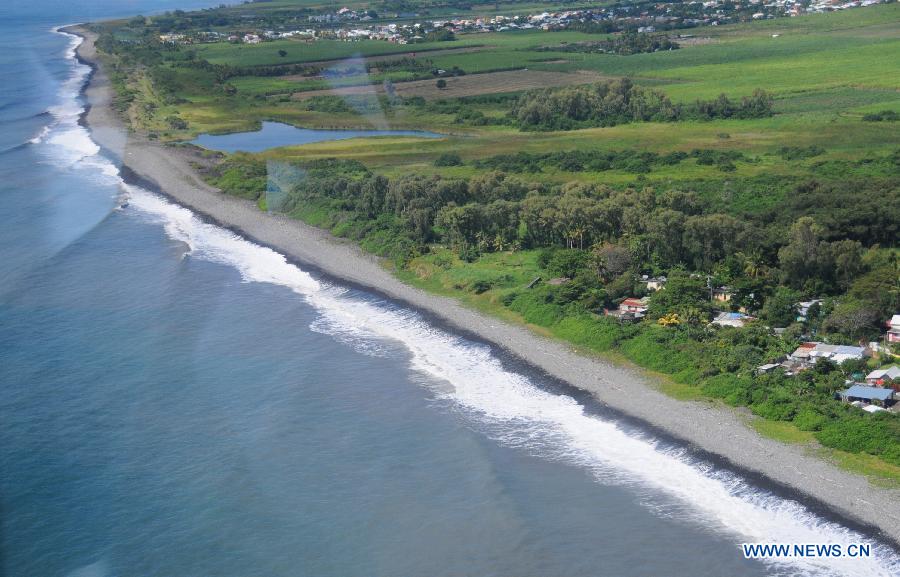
[67,25,900,545]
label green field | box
[96,3,900,184]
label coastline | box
[68,25,900,543]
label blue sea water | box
[0,2,899,577]
[191,121,442,153]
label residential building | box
[839,384,895,408]
[795,299,822,322]
[789,342,868,366]
[639,275,666,292]
[620,297,650,314]
[711,311,754,328]
[866,365,900,388]
[711,286,734,302]
[605,297,649,322]
[886,314,900,344]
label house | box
[810,344,868,364]
[711,311,755,328]
[756,363,780,375]
[789,342,818,362]
[866,365,900,387]
[795,299,822,322]
[886,314,900,344]
[605,297,649,322]
[789,342,868,366]
[620,297,649,314]
[711,286,734,302]
[639,275,666,292]
[839,384,895,407]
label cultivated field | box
[291,69,608,100]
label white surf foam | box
[47,26,899,577]
[29,124,51,145]
[121,183,899,576]
[35,28,99,166]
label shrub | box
[434,152,463,167]
[470,279,493,294]
[793,407,827,431]
[862,110,899,122]
[546,250,589,278]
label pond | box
[190,121,443,153]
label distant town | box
[157,0,890,45]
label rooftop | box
[842,385,894,402]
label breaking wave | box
[46,25,900,577]
[35,28,99,164]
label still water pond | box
[190,121,443,152]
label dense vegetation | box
[473,148,747,174]
[510,80,774,130]
[535,33,679,56]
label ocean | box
[0,2,898,576]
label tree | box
[278,49,287,57]
[591,242,632,282]
[436,78,447,89]
[682,213,747,271]
[546,249,590,278]
[822,300,881,340]
[761,287,800,327]
[647,269,712,321]
[829,239,865,291]
[778,217,827,290]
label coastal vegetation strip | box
[89,3,900,481]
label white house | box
[795,299,822,321]
[886,314,900,344]
[639,275,666,292]
[711,311,754,328]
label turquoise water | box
[1,3,899,577]
[191,121,443,153]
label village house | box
[639,275,667,292]
[788,341,868,367]
[756,362,782,375]
[605,297,649,322]
[620,297,650,314]
[886,314,900,344]
[866,365,900,388]
[839,384,896,409]
[795,299,822,322]
[711,311,755,328]
[711,286,734,303]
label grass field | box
[291,69,607,100]
[103,4,900,186]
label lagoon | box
[190,121,443,153]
